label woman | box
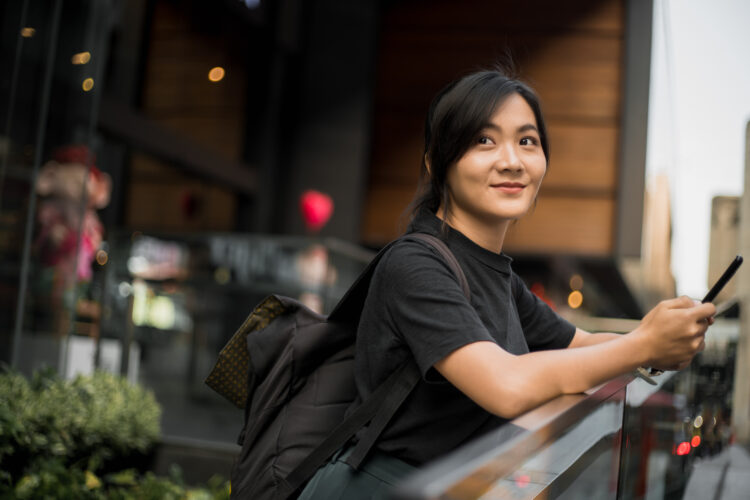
[299,70,715,499]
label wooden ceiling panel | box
[543,121,619,191]
[380,0,623,35]
[504,195,615,255]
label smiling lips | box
[492,182,525,194]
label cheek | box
[525,164,546,200]
[532,162,547,186]
[446,165,474,197]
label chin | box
[492,204,534,221]
[499,213,529,222]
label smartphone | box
[702,255,743,303]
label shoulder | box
[509,270,541,310]
[379,237,455,275]
[510,270,526,293]
[373,236,462,292]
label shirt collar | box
[407,209,512,274]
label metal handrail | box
[393,374,635,500]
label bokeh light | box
[214,267,231,285]
[72,51,91,65]
[675,442,691,456]
[96,250,108,266]
[208,66,225,82]
[567,290,583,309]
[569,274,583,290]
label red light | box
[676,442,691,456]
[530,283,545,296]
[691,435,701,447]
[514,474,530,488]
[530,282,557,310]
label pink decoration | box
[300,190,333,232]
[34,145,111,285]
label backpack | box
[205,233,470,499]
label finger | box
[687,301,716,320]
[693,322,710,338]
[697,316,715,329]
[692,334,706,350]
[664,296,696,310]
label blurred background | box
[1,0,749,498]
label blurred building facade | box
[1,0,651,432]
[12,0,740,490]
[0,0,657,336]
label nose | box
[495,143,522,172]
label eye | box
[520,137,538,147]
[477,136,494,145]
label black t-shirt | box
[353,210,576,465]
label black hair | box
[408,69,549,223]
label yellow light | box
[694,415,704,428]
[208,66,225,82]
[214,267,231,284]
[568,290,583,309]
[72,51,91,65]
[148,296,176,330]
[96,250,108,266]
[82,78,94,91]
[21,27,35,38]
[131,281,148,326]
[569,274,584,291]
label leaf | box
[106,469,138,486]
[85,470,102,490]
[14,474,40,498]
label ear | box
[424,154,431,176]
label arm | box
[567,329,620,348]
[435,296,715,419]
[568,318,714,359]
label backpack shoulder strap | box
[405,232,470,301]
[280,362,418,498]
[279,232,469,498]
[326,238,399,324]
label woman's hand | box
[633,296,715,370]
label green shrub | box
[0,367,160,477]
[8,461,230,500]
[0,368,230,499]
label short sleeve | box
[375,241,494,380]
[512,273,576,351]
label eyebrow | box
[482,123,539,134]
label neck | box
[436,208,510,254]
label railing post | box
[733,120,750,444]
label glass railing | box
[393,318,739,500]
[10,230,374,446]
[101,231,374,445]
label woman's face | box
[444,93,547,230]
